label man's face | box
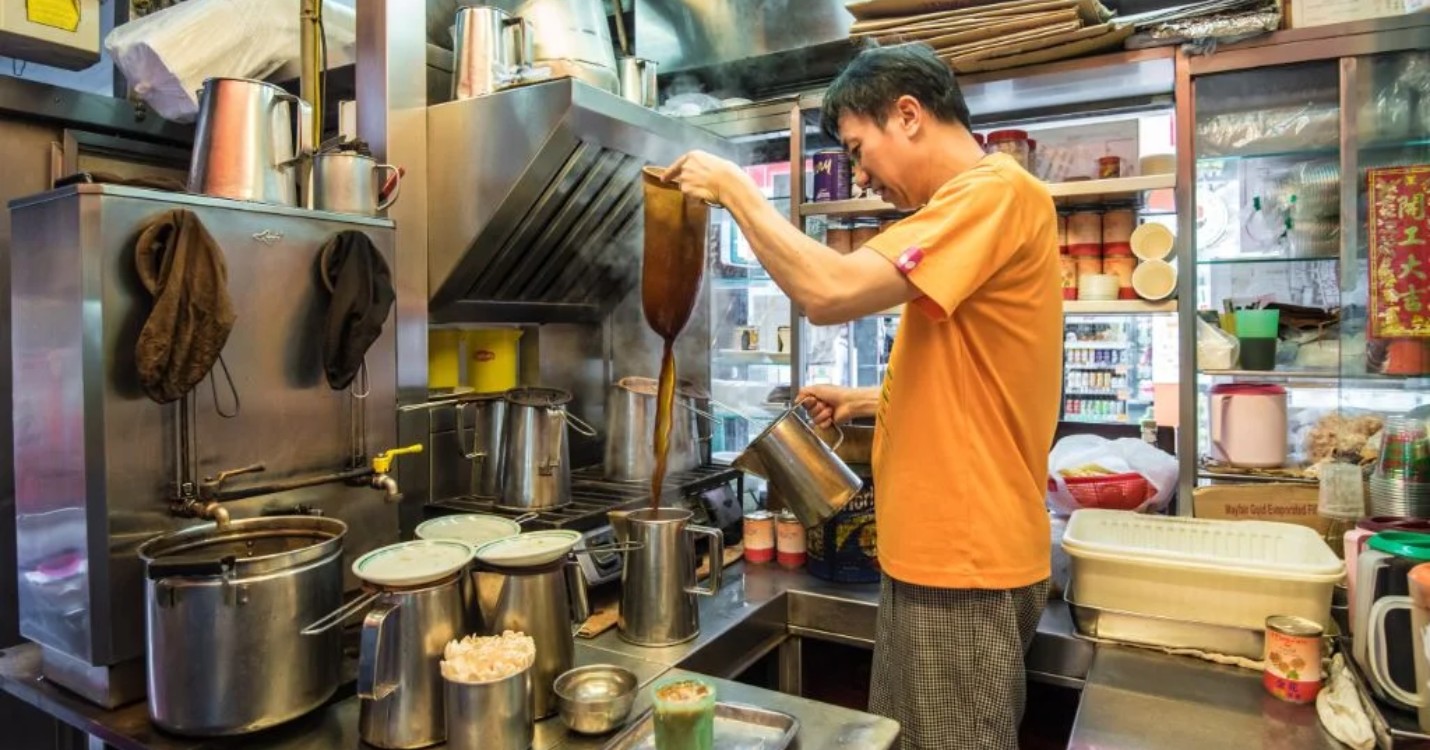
[838,109,915,210]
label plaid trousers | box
[869,574,1050,750]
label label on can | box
[744,511,775,564]
[1263,615,1323,704]
[812,149,851,203]
[776,511,806,569]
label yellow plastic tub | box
[428,329,464,390]
[467,328,523,393]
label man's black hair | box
[820,42,972,143]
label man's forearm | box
[845,387,881,420]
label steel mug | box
[452,5,533,99]
[473,558,590,718]
[733,397,862,528]
[310,151,401,216]
[618,57,657,107]
[614,507,723,647]
[188,77,313,206]
[444,667,532,750]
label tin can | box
[1098,155,1123,179]
[812,149,851,202]
[743,510,775,564]
[735,326,760,351]
[775,510,807,569]
[1263,615,1323,704]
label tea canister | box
[743,510,775,564]
[1263,615,1323,704]
[775,510,807,569]
[812,149,851,202]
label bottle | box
[1140,407,1158,444]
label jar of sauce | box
[986,129,1030,170]
[744,510,775,564]
[775,510,806,569]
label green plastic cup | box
[1234,309,1280,339]
[652,677,716,750]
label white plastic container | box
[1062,509,1344,630]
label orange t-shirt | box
[863,153,1062,590]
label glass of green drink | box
[652,677,716,750]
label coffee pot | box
[187,77,313,206]
[613,508,724,647]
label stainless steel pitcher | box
[614,508,723,647]
[473,559,590,718]
[501,387,596,510]
[618,57,658,107]
[733,398,861,529]
[188,78,313,206]
[458,394,507,499]
[310,151,401,216]
[355,575,475,749]
[451,5,534,100]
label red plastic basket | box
[1049,472,1152,511]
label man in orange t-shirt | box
[662,43,1061,749]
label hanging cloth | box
[134,209,236,404]
[318,231,394,390]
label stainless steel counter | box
[0,561,1339,749]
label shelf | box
[714,349,792,365]
[1064,390,1128,398]
[1195,254,1338,266]
[1064,299,1176,314]
[1065,341,1130,350]
[1197,137,1430,164]
[797,174,1177,217]
[1198,369,1430,388]
[1198,471,1317,486]
[1067,364,1128,372]
[1063,415,1131,423]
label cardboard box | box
[1193,483,1329,535]
[1284,0,1425,29]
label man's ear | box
[894,95,923,137]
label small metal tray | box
[1065,588,1265,660]
[603,702,800,750]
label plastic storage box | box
[1061,509,1345,629]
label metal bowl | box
[554,665,638,735]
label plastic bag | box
[1197,316,1239,370]
[1046,435,1178,516]
[106,0,356,123]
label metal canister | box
[735,327,760,351]
[1263,615,1323,704]
[812,149,851,202]
[775,510,807,569]
[744,510,775,564]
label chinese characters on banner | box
[1370,165,1430,338]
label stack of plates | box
[1368,473,1430,518]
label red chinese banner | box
[1370,165,1430,338]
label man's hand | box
[797,384,873,429]
[659,150,754,208]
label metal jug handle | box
[456,401,484,461]
[300,589,379,635]
[272,93,314,168]
[503,16,534,70]
[683,524,724,597]
[357,598,402,701]
[564,561,591,631]
[792,395,844,451]
[679,401,719,443]
[374,163,402,211]
[561,410,598,438]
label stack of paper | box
[846,0,1130,74]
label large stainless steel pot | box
[457,393,508,499]
[501,387,595,510]
[603,377,712,482]
[187,77,313,206]
[138,516,346,736]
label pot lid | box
[352,540,474,587]
[415,514,521,548]
[1367,531,1430,562]
[473,530,582,567]
[1208,383,1287,396]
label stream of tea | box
[641,167,708,510]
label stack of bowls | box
[1369,416,1430,518]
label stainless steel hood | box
[426,78,731,320]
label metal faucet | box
[368,444,423,504]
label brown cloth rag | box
[134,210,236,404]
[319,231,394,390]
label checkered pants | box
[869,574,1050,750]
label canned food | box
[1263,615,1323,704]
[812,149,851,202]
[775,510,806,569]
[1098,155,1123,179]
[735,327,760,351]
[1067,210,1102,248]
[743,510,775,564]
